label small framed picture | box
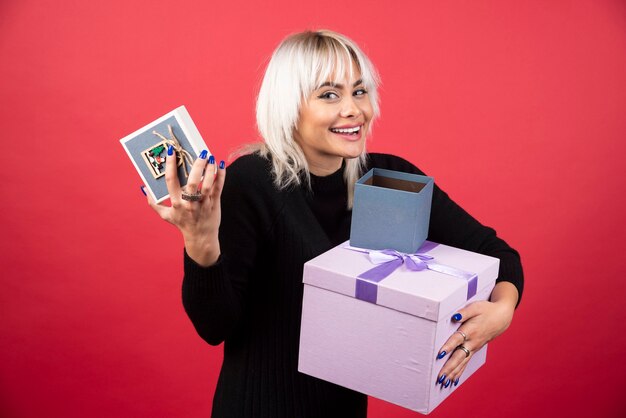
[120,106,211,203]
[141,140,169,179]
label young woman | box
[147,30,523,418]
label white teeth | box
[331,126,361,134]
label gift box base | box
[298,283,491,414]
[350,168,434,254]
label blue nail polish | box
[452,313,462,321]
[454,378,460,386]
[167,145,174,156]
[437,374,446,384]
[436,351,447,359]
[208,155,215,164]
[199,150,208,159]
[140,186,146,196]
[444,380,451,388]
[219,160,225,169]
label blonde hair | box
[251,29,381,208]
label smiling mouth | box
[329,125,362,135]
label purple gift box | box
[298,240,499,414]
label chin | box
[341,141,366,159]
[342,150,364,160]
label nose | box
[339,95,362,118]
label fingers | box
[200,158,226,203]
[436,301,486,363]
[165,145,182,205]
[436,342,474,388]
[200,155,217,194]
[141,151,224,234]
[446,353,471,386]
[437,328,468,361]
[185,150,209,193]
[451,301,483,324]
[210,160,226,203]
[434,303,482,389]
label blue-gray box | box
[350,168,434,253]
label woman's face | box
[294,70,373,175]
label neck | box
[307,157,343,177]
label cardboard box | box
[350,168,434,254]
[298,241,499,414]
[120,106,210,203]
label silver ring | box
[456,344,471,358]
[454,330,468,343]
[181,191,203,202]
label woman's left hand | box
[435,282,518,388]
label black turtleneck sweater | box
[305,162,351,246]
[182,153,523,418]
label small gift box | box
[298,241,499,414]
[120,106,210,203]
[350,168,434,254]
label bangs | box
[312,40,360,89]
[298,34,377,100]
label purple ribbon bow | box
[347,242,478,304]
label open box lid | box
[303,240,499,322]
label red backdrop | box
[1,1,625,417]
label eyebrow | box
[317,79,364,89]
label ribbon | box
[345,242,478,304]
[153,125,194,178]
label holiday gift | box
[298,240,499,414]
[120,106,210,203]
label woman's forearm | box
[490,281,519,312]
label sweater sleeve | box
[368,153,524,306]
[181,155,277,345]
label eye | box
[353,88,368,96]
[318,91,339,100]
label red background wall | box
[1,1,625,417]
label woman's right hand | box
[145,146,226,267]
